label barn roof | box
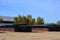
[0,23,14,26]
[0,16,14,21]
[0,23,59,27]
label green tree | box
[41,18,44,24]
[31,18,35,24]
[21,16,27,24]
[26,15,32,24]
[37,17,44,24]
[57,21,60,25]
[14,15,22,24]
[17,15,22,23]
[14,15,44,24]
[14,17,18,23]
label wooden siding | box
[32,28,49,32]
[0,28,14,32]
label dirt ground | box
[0,32,60,40]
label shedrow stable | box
[0,16,60,32]
[0,23,60,32]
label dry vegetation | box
[0,32,60,40]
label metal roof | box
[26,24,48,27]
[0,23,14,26]
[0,23,59,27]
[0,16,14,21]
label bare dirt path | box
[0,32,60,40]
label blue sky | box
[0,0,60,23]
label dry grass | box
[0,32,60,40]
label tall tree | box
[31,18,35,24]
[21,16,27,24]
[14,17,18,23]
[14,15,44,24]
[37,17,44,24]
[57,21,60,25]
[41,18,44,24]
[17,15,22,23]
[14,15,22,24]
[26,15,32,24]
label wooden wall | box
[32,28,49,32]
[0,27,15,32]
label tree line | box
[14,15,44,24]
[0,15,60,25]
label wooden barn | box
[0,23,60,32]
[0,16,60,32]
[15,24,60,32]
[0,23,15,32]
